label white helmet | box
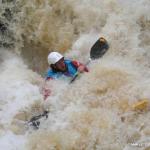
[47,52,63,65]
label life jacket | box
[46,59,78,80]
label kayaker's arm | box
[72,60,89,72]
[41,77,52,100]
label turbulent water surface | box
[0,0,150,150]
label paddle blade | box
[90,37,109,59]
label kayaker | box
[43,51,89,99]
[46,51,89,80]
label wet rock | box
[2,8,12,21]
[0,21,8,34]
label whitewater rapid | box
[0,0,150,150]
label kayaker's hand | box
[42,88,51,100]
[78,65,85,73]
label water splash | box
[0,0,150,150]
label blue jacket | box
[46,59,78,80]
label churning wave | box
[0,0,150,149]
